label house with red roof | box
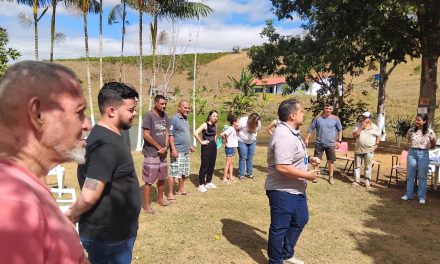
[252,77,288,94]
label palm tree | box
[127,0,148,151]
[145,0,213,111]
[98,0,103,90]
[49,0,73,61]
[13,0,51,60]
[108,0,129,81]
[76,0,100,126]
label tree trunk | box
[83,12,94,126]
[33,1,38,61]
[49,0,56,62]
[148,16,158,111]
[119,1,126,82]
[376,60,387,141]
[192,15,200,146]
[419,55,439,128]
[99,0,103,90]
[136,10,144,151]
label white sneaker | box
[198,185,207,193]
[419,199,426,204]
[284,256,305,264]
[401,195,410,201]
[205,182,217,189]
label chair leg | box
[348,161,354,174]
[375,164,381,183]
[343,160,349,173]
[388,169,393,188]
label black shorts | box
[314,144,336,162]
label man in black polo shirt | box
[66,82,141,264]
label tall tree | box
[14,0,51,60]
[76,0,100,126]
[98,0,103,89]
[127,0,148,151]
[108,0,129,81]
[145,0,213,111]
[0,27,21,76]
[49,0,70,61]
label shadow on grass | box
[221,219,268,264]
[349,181,440,263]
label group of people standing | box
[0,61,437,264]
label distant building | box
[252,76,342,96]
[252,77,287,94]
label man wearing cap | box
[352,112,380,190]
[305,104,342,184]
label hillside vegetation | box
[57,52,440,138]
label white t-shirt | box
[237,116,261,144]
[224,126,238,148]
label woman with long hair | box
[194,110,218,192]
[237,112,261,179]
[402,114,436,204]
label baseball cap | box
[361,112,371,118]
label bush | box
[390,115,413,139]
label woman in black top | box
[194,110,218,192]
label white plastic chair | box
[48,165,65,198]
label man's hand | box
[373,144,378,151]
[190,146,195,152]
[305,138,309,146]
[201,140,209,145]
[171,148,179,158]
[335,141,341,149]
[305,169,319,181]
[65,208,80,224]
[158,147,167,155]
[309,156,321,167]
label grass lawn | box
[54,140,440,264]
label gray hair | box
[0,61,78,122]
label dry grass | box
[53,140,440,264]
[50,53,440,263]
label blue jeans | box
[238,140,256,177]
[80,235,136,264]
[267,190,309,264]
[405,148,429,200]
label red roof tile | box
[252,77,286,86]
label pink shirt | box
[0,159,87,264]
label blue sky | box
[0,0,304,61]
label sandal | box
[158,200,171,207]
[144,207,156,215]
[177,191,191,196]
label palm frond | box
[18,12,33,28]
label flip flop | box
[144,207,156,215]
[167,197,178,204]
[177,192,191,196]
[158,200,171,207]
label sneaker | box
[239,176,245,180]
[198,185,207,193]
[284,256,305,264]
[419,199,426,204]
[352,182,360,187]
[247,175,254,179]
[205,182,217,189]
[329,176,335,185]
[401,195,411,201]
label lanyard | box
[279,123,308,164]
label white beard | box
[54,145,86,164]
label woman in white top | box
[237,113,261,179]
[402,114,436,204]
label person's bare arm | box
[65,178,106,223]
[275,164,319,181]
[169,135,178,158]
[267,120,277,135]
[352,122,366,138]
[144,129,167,154]
[194,123,209,145]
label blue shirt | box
[308,114,342,146]
[169,113,191,153]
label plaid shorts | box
[142,156,168,185]
[169,153,190,178]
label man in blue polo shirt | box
[167,100,194,200]
[305,104,342,184]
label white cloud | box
[1,1,303,61]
